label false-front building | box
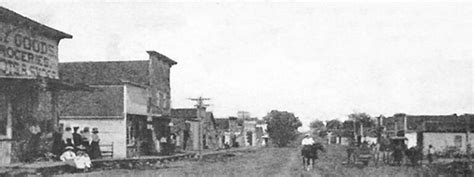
[58,51,177,158]
[0,7,73,164]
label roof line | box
[60,116,123,119]
[60,60,148,63]
[147,51,178,65]
[0,7,72,39]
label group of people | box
[59,144,92,171]
[52,126,102,171]
[158,133,177,155]
[345,139,436,166]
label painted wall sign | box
[0,22,59,79]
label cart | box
[355,146,373,166]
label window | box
[126,117,136,146]
[0,93,8,136]
[454,135,462,148]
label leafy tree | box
[309,120,325,130]
[318,130,328,137]
[263,110,302,147]
[348,112,375,128]
[342,120,355,130]
[346,112,377,137]
[326,119,342,130]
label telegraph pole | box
[465,114,471,165]
[188,96,210,160]
[352,116,357,143]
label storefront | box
[59,51,177,158]
[0,7,72,164]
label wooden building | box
[58,51,177,158]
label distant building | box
[214,116,242,148]
[170,108,218,151]
[214,115,268,148]
[0,7,74,165]
[237,111,251,119]
[59,51,177,158]
[243,118,257,146]
[256,119,269,146]
[383,113,474,154]
[327,129,353,145]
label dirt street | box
[56,145,440,177]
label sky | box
[2,0,472,130]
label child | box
[60,146,77,170]
[60,146,76,162]
[74,145,92,172]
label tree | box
[309,120,325,130]
[342,120,355,130]
[326,119,342,130]
[348,112,374,128]
[263,110,302,147]
[347,112,376,137]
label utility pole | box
[188,96,210,160]
[352,116,357,142]
[465,114,471,165]
[377,115,382,144]
[403,115,407,136]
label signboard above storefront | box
[0,21,59,79]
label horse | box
[392,145,404,166]
[405,146,423,166]
[301,142,326,171]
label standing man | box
[160,136,168,155]
[346,141,355,164]
[373,143,382,165]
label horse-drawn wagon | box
[354,145,373,166]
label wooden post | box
[403,115,407,135]
[377,116,382,144]
[466,115,471,163]
[353,118,357,141]
[189,97,210,160]
[197,107,203,160]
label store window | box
[0,93,8,137]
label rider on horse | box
[302,133,315,146]
[301,133,320,170]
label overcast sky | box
[3,0,471,130]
